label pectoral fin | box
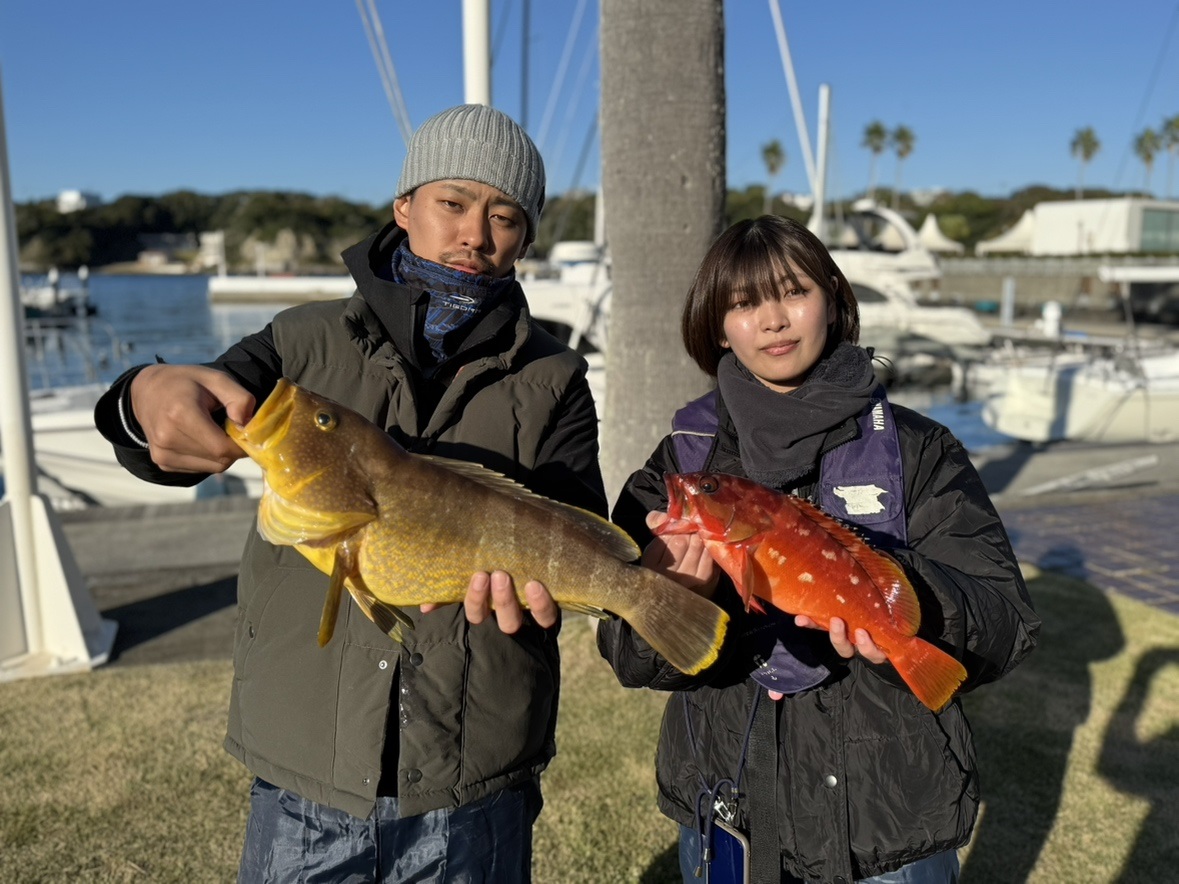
[713,541,765,613]
[258,485,376,547]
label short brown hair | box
[681,215,860,376]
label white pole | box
[0,66,117,681]
[809,84,830,241]
[0,70,43,654]
[463,0,491,106]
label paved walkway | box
[974,435,1179,617]
[997,492,1179,617]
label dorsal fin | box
[788,495,921,635]
[416,454,641,562]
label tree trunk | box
[599,0,726,504]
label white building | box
[976,198,1179,256]
[56,189,103,213]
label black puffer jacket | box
[597,389,1039,883]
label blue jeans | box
[239,777,542,883]
[678,824,960,883]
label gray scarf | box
[717,342,878,488]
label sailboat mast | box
[463,0,492,105]
[521,0,530,127]
[768,0,816,192]
[809,84,830,239]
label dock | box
[206,274,354,304]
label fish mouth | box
[225,377,295,460]
[655,474,697,536]
[658,473,743,540]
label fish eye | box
[315,410,338,431]
[699,475,719,494]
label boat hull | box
[982,352,1179,444]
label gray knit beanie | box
[396,104,546,239]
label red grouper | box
[656,471,967,710]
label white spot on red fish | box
[798,572,814,583]
[822,549,837,560]
[836,594,846,604]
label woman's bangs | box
[726,245,793,307]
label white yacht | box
[979,341,1179,445]
[824,202,992,382]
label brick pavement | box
[997,493,1179,616]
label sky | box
[2,0,1178,209]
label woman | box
[597,216,1039,883]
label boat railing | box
[23,315,133,390]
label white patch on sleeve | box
[832,484,888,516]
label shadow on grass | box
[103,575,237,663]
[1096,647,1179,881]
[640,841,681,883]
[961,551,1124,883]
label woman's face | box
[720,261,836,393]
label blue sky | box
[2,1,1178,208]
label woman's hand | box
[796,614,887,663]
[640,511,719,598]
[766,616,887,701]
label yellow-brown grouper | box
[225,378,729,675]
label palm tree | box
[862,121,888,203]
[599,0,723,500]
[1070,127,1100,200]
[1134,128,1163,194]
[761,139,785,214]
[889,125,915,210]
[1161,115,1179,198]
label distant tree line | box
[15,191,390,272]
[15,182,1138,273]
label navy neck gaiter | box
[390,242,515,368]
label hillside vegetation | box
[16,184,1132,273]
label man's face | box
[393,179,530,278]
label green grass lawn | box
[1,569,1176,883]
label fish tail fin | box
[888,637,968,712]
[623,572,730,675]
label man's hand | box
[130,364,255,474]
[640,511,719,598]
[421,571,559,633]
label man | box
[94,104,606,882]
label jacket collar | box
[340,220,532,374]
